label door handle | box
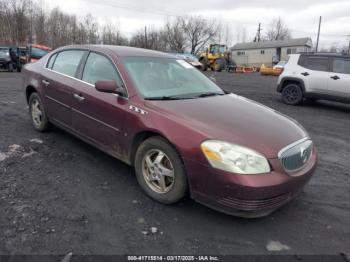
[301,72,309,76]
[330,75,340,80]
[42,79,50,86]
[73,94,85,102]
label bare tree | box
[265,18,291,41]
[182,16,218,55]
[101,20,128,45]
[33,1,48,45]
[0,0,31,45]
[164,17,186,52]
[0,2,224,53]
[130,27,166,51]
[83,14,99,44]
[223,23,232,48]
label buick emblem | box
[300,147,308,163]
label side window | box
[52,50,85,77]
[82,52,123,87]
[333,59,350,74]
[306,57,329,72]
[47,53,57,69]
[299,56,329,72]
[298,55,308,67]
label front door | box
[71,51,128,157]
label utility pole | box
[254,23,262,42]
[144,26,148,49]
[315,16,322,53]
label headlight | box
[201,140,270,174]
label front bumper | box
[185,147,317,218]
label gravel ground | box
[0,72,349,258]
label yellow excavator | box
[198,44,229,72]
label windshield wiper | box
[196,92,225,98]
[145,95,194,100]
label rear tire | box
[282,84,303,105]
[134,137,187,204]
[29,92,50,132]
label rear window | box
[333,58,350,74]
[298,55,329,72]
[52,50,85,77]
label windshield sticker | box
[176,59,194,69]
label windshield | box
[31,47,49,59]
[0,48,9,58]
[210,45,226,54]
[122,57,224,99]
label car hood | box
[144,94,308,158]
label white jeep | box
[277,53,350,105]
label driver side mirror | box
[95,80,126,97]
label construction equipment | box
[260,64,283,76]
[198,44,230,72]
[26,44,51,63]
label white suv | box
[277,53,350,105]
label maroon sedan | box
[22,45,317,217]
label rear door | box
[71,51,128,158]
[298,55,330,94]
[42,50,86,128]
[328,57,350,98]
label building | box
[231,37,312,67]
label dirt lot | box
[0,72,349,258]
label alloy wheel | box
[31,99,43,127]
[142,149,175,194]
[284,86,301,104]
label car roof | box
[59,45,177,59]
[298,52,350,59]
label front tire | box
[29,92,50,132]
[282,84,303,105]
[134,137,187,204]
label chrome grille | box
[279,138,313,174]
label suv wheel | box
[134,137,187,204]
[282,84,303,105]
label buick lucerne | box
[23,45,317,217]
